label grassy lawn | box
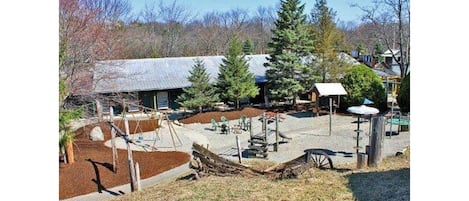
[110,152,409,201]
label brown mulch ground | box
[179,107,266,124]
[59,119,190,200]
[59,106,298,200]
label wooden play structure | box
[151,112,183,151]
[246,113,292,158]
[103,98,183,151]
[309,83,348,116]
[191,143,333,180]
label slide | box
[278,131,292,140]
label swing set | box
[107,99,183,151]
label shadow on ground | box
[304,148,354,158]
[346,168,410,201]
[287,111,314,118]
[87,159,124,196]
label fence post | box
[124,119,138,192]
[357,153,367,169]
[110,107,118,173]
[274,113,279,152]
[368,116,385,167]
[135,162,141,191]
[236,135,242,163]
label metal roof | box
[310,83,348,96]
[93,53,360,94]
[93,55,270,93]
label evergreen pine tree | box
[217,36,259,109]
[373,41,385,64]
[176,58,218,113]
[265,0,314,106]
[310,0,350,82]
[243,39,254,55]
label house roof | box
[93,54,270,93]
[372,67,399,77]
[92,53,360,94]
[382,49,400,57]
[310,83,348,96]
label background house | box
[93,55,270,112]
[381,49,402,75]
[90,53,361,115]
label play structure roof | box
[310,83,348,96]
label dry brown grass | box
[110,153,409,201]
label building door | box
[157,91,169,110]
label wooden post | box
[337,95,341,113]
[274,113,279,152]
[329,97,332,136]
[153,93,157,111]
[249,117,253,139]
[122,99,126,119]
[135,162,141,191]
[389,97,394,139]
[315,95,319,116]
[124,119,138,192]
[236,135,242,163]
[357,153,367,169]
[110,107,118,173]
[167,115,178,151]
[96,99,103,121]
[368,116,385,167]
[61,147,67,164]
[249,117,253,146]
[262,112,266,134]
[264,114,268,143]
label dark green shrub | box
[397,73,410,113]
[341,64,387,111]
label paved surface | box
[184,111,410,165]
[65,111,410,201]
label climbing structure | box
[247,113,269,158]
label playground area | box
[59,106,410,200]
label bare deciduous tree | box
[352,0,410,78]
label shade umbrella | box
[347,105,379,154]
[363,98,374,105]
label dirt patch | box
[59,119,190,200]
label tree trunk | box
[65,141,74,164]
[397,0,406,79]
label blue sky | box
[130,0,374,23]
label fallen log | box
[190,143,334,180]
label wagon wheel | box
[307,150,333,169]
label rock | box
[174,120,184,126]
[89,126,104,141]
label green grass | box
[110,153,409,201]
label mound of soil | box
[59,119,190,200]
[179,107,266,124]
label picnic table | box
[386,115,410,133]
